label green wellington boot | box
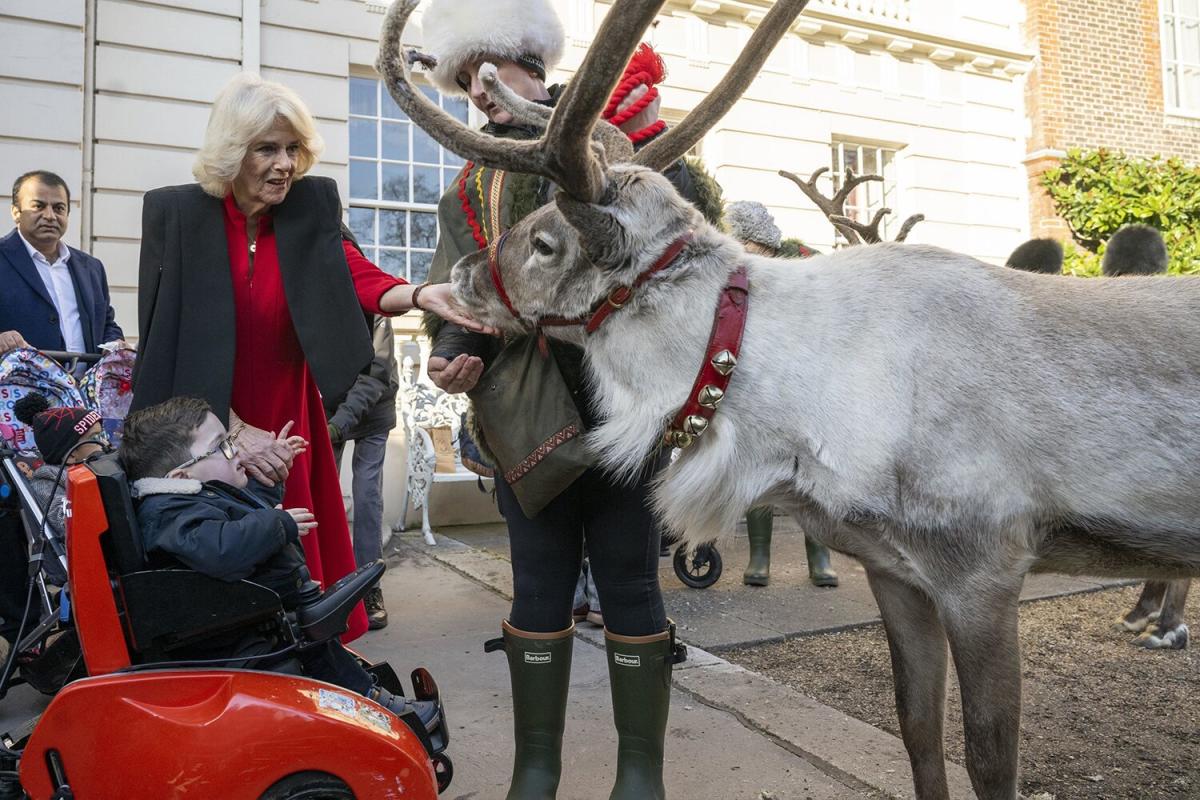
[605,626,685,800]
[742,506,774,586]
[805,535,839,587]
[487,620,575,799]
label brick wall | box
[1023,0,1200,236]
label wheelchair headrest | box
[87,453,146,574]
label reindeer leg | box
[1117,581,1167,633]
[1133,579,1191,650]
[866,569,951,800]
[940,583,1023,800]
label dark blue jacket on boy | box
[131,477,312,608]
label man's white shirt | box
[18,230,87,354]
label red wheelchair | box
[0,447,452,799]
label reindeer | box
[377,2,1200,798]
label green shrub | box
[1040,149,1200,275]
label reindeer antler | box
[379,0,814,204]
[780,167,924,245]
[376,0,664,202]
[478,64,635,164]
[636,0,813,171]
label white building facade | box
[2,0,1034,340]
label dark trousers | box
[496,455,667,637]
[297,640,375,695]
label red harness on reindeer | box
[485,41,747,449]
[487,230,750,450]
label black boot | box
[493,621,574,799]
[805,535,839,587]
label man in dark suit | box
[1,170,123,648]
[1,170,124,356]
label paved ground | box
[0,513,1131,800]
[442,513,1130,651]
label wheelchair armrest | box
[294,560,386,643]
[119,570,285,656]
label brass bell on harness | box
[683,415,709,436]
[711,350,737,376]
[666,429,694,449]
[697,385,724,409]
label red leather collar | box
[665,265,750,449]
[580,231,694,334]
[490,231,695,334]
[488,231,520,319]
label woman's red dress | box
[222,193,403,642]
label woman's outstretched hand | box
[417,283,498,335]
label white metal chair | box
[392,357,481,544]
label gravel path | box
[727,584,1199,800]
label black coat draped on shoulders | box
[130,176,373,423]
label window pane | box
[444,167,462,191]
[421,85,439,103]
[411,212,438,249]
[382,121,409,161]
[1185,67,1200,109]
[1165,17,1177,61]
[1182,0,1198,17]
[443,148,465,167]
[349,118,376,158]
[349,207,375,245]
[1184,20,1200,62]
[445,96,469,123]
[350,78,377,116]
[413,166,442,204]
[382,163,410,202]
[380,210,406,246]
[413,127,440,164]
[381,87,407,121]
[379,249,406,279]
[349,160,377,199]
[410,251,433,285]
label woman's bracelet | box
[411,283,429,311]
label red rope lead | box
[458,161,487,251]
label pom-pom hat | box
[420,0,566,95]
[13,393,102,465]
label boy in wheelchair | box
[119,397,446,751]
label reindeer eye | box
[532,234,555,257]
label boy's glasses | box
[172,435,238,473]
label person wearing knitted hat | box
[724,201,837,589]
[13,393,107,582]
[418,1,722,797]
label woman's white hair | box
[193,73,324,197]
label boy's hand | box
[276,421,308,457]
[278,505,317,536]
[237,424,292,486]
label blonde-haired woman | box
[132,73,486,640]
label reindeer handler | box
[417,1,722,797]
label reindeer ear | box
[555,191,631,271]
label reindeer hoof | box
[1114,609,1160,633]
[1132,623,1189,650]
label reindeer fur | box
[448,166,1200,800]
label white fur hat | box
[725,201,782,251]
[421,0,566,95]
